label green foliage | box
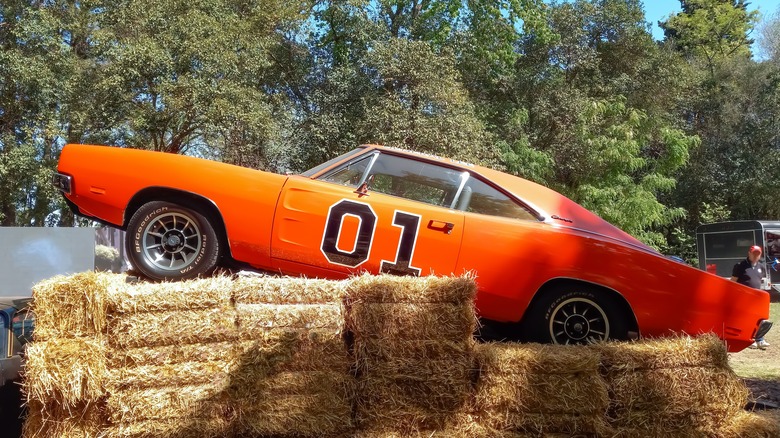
[557,98,694,247]
[661,0,757,69]
[1,0,778,260]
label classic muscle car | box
[53,144,772,351]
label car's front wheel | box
[126,201,220,281]
[524,285,629,345]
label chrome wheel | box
[140,211,204,272]
[549,297,609,344]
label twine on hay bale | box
[24,338,108,407]
[471,342,611,436]
[31,271,112,340]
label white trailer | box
[696,221,780,295]
[0,227,97,297]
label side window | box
[319,155,375,187]
[363,154,466,207]
[461,177,537,220]
[767,231,780,261]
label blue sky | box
[643,0,780,41]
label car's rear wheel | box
[524,284,629,345]
[126,201,220,281]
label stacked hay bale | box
[103,275,239,438]
[24,272,356,438]
[471,342,611,436]
[228,276,354,437]
[23,272,112,438]
[347,274,478,435]
[595,334,756,437]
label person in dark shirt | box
[731,245,769,349]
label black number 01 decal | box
[321,199,421,275]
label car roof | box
[362,145,654,252]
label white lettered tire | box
[126,201,220,281]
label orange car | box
[52,143,772,351]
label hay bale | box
[102,417,233,438]
[716,411,780,438]
[105,276,234,314]
[105,384,231,423]
[347,273,477,303]
[606,366,749,434]
[31,272,113,340]
[473,343,607,414]
[595,333,729,371]
[229,331,355,437]
[24,338,108,407]
[233,276,347,304]
[471,343,611,436]
[349,275,477,431]
[108,308,238,348]
[23,400,107,438]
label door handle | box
[428,220,455,234]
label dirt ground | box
[730,302,780,422]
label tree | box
[661,0,758,73]
[488,0,698,247]
[90,0,305,159]
[0,1,77,226]
[757,6,780,62]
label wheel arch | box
[524,277,640,335]
[124,187,230,259]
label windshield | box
[301,148,366,177]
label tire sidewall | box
[127,202,219,281]
[525,286,627,344]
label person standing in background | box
[731,245,770,349]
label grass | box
[728,302,780,380]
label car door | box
[271,150,466,278]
